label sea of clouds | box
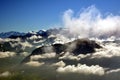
[0,5,120,80]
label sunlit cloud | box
[62,5,120,38]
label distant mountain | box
[0,30,47,39]
[0,31,26,38]
[0,28,68,39]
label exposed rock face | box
[22,39,102,63]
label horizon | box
[0,0,120,32]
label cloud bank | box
[92,42,120,58]
[57,63,104,76]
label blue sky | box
[0,0,120,32]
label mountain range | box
[0,28,67,39]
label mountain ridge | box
[0,28,66,39]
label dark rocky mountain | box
[22,39,102,63]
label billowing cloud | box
[91,42,120,58]
[0,51,16,58]
[62,5,120,38]
[59,52,80,60]
[57,64,104,76]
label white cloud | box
[62,5,120,38]
[52,61,66,67]
[27,35,42,40]
[0,71,11,77]
[0,38,33,51]
[20,52,29,57]
[48,34,56,39]
[59,52,90,61]
[54,34,70,44]
[91,43,120,58]
[0,38,4,43]
[25,61,44,67]
[59,52,80,60]
[57,64,104,76]
[0,38,21,42]
[10,41,32,50]
[33,39,45,44]
[17,41,33,49]
[0,51,16,58]
[106,68,120,74]
[105,68,120,80]
[30,53,56,61]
